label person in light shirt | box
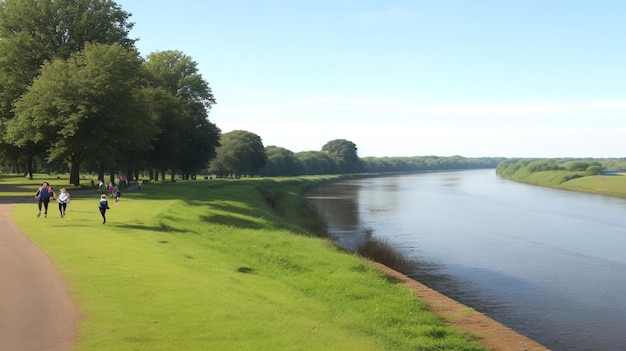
[57,188,70,218]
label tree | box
[6,43,154,185]
[586,165,603,176]
[261,146,302,176]
[295,151,338,175]
[142,50,220,180]
[0,0,135,178]
[210,130,267,178]
[321,139,361,173]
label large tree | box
[142,50,220,180]
[210,130,267,178]
[321,139,361,173]
[295,151,338,175]
[6,43,154,185]
[0,0,135,177]
[261,146,302,177]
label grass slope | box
[498,169,626,198]
[4,175,484,351]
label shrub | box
[586,165,603,176]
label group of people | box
[36,182,113,224]
[35,182,70,218]
[98,180,122,204]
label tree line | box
[495,157,626,183]
[210,132,502,178]
[0,1,501,184]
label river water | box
[307,169,626,351]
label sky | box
[116,0,626,158]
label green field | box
[496,159,626,198]
[2,174,484,351]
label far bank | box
[496,158,626,198]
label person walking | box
[99,194,110,224]
[113,184,121,205]
[113,184,119,204]
[35,182,54,218]
[57,188,70,218]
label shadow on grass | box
[3,177,326,234]
[200,213,266,230]
[115,222,190,233]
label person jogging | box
[99,194,110,224]
[57,188,70,218]
[35,182,54,218]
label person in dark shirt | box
[35,182,54,218]
[99,194,110,224]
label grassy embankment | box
[496,158,626,198]
[2,174,485,351]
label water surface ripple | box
[308,169,626,351]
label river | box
[307,169,626,351]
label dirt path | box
[0,203,79,351]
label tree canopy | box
[0,0,504,181]
[0,1,220,183]
[0,0,137,179]
[210,130,267,178]
[0,0,135,117]
[142,50,220,180]
[321,139,361,173]
[6,43,152,185]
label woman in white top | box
[57,188,70,218]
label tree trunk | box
[69,160,80,186]
[109,169,116,185]
[26,156,34,180]
[97,163,105,184]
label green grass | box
[558,174,626,197]
[495,168,626,198]
[2,174,484,351]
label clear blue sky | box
[116,0,626,158]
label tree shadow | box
[115,223,190,233]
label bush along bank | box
[496,158,626,197]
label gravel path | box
[0,203,79,351]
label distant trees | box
[321,139,362,173]
[496,158,609,184]
[362,156,502,173]
[295,151,337,175]
[261,146,302,177]
[210,130,267,178]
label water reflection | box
[309,170,626,351]
[307,183,360,230]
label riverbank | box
[1,174,547,350]
[373,263,548,351]
[496,158,626,198]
